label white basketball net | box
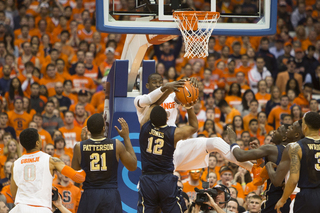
[173,12,220,58]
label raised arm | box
[174,107,198,145]
[275,143,301,212]
[115,118,137,171]
[266,145,291,187]
[50,157,85,183]
[232,145,275,162]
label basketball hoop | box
[173,11,220,58]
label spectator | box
[208,37,221,59]
[58,111,82,152]
[63,80,78,105]
[232,115,244,139]
[39,63,64,97]
[291,105,303,122]
[69,90,95,116]
[53,137,72,159]
[257,111,273,136]
[33,113,53,147]
[291,3,307,28]
[235,72,250,94]
[243,100,259,131]
[183,169,203,202]
[236,89,257,116]
[267,95,291,129]
[265,86,281,117]
[269,38,284,58]
[255,80,271,110]
[0,65,11,96]
[0,161,12,191]
[54,82,71,113]
[244,195,262,213]
[277,42,293,72]
[256,37,278,78]
[224,59,237,86]
[248,57,271,93]
[225,83,242,108]
[42,100,64,135]
[154,37,183,71]
[70,62,96,94]
[4,77,24,110]
[293,83,313,113]
[84,51,102,85]
[218,100,241,125]
[44,143,55,156]
[0,112,16,139]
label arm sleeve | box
[133,87,164,109]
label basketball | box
[175,81,199,105]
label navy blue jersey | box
[80,138,118,189]
[265,145,286,196]
[139,121,176,173]
[297,137,320,189]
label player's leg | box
[159,174,186,213]
[137,175,161,213]
[294,189,320,213]
[174,137,253,171]
[77,189,113,213]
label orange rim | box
[173,11,220,31]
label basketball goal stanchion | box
[173,11,220,58]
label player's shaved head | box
[304,112,320,130]
[20,128,40,151]
[87,113,105,135]
[150,106,167,127]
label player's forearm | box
[135,88,164,108]
[123,136,137,165]
[279,177,298,202]
[187,108,198,133]
[266,163,279,186]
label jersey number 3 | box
[146,137,164,155]
[315,152,320,171]
[90,153,107,171]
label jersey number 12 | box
[90,153,107,171]
[146,137,164,155]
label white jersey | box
[13,151,53,209]
[135,92,178,127]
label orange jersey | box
[70,75,96,91]
[99,61,113,77]
[53,182,81,213]
[84,65,100,80]
[90,91,105,108]
[63,92,78,105]
[232,182,245,199]
[225,108,241,124]
[1,185,13,203]
[223,71,237,85]
[293,94,310,114]
[243,113,258,131]
[255,92,271,107]
[267,106,291,129]
[225,95,242,108]
[39,128,54,147]
[59,126,82,151]
[203,81,217,95]
[97,103,104,113]
[78,29,95,43]
[39,75,65,97]
[201,167,220,182]
[69,103,95,116]
[7,110,32,137]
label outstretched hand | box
[187,77,199,88]
[226,127,237,143]
[115,118,129,138]
[162,80,185,92]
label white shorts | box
[173,137,253,171]
[9,204,52,213]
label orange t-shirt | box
[267,106,291,129]
[1,185,13,203]
[293,94,310,114]
[90,91,105,108]
[255,92,271,107]
[39,75,65,97]
[63,92,78,105]
[78,29,95,43]
[97,103,104,113]
[225,108,241,124]
[223,72,237,85]
[243,113,258,131]
[235,65,252,82]
[84,65,100,80]
[225,95,242,108]
[232,182,245,199]
[39,128,54,147]
[201,167,220,182]
[59,126,82,152]
[70,75,96,91]
[7,110,32,137]
[53,182,81,213]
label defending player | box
[134,73,253,171]
[229,125,292,213]
[137,104,198,212]
[275,112,320,213]
[9,128,85,213]
[72,114,137,213]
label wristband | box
[61,165,86,183]
[230,143,240,153]
[185,106,193,110]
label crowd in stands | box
[0,0,319,212]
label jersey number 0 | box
[90,153,108,171]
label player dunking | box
[275,112,320,213]
[72,113,137,212]
[10,128,85,213]
[138,104,198,212]
[134,73,253,171]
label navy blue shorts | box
[77,188,122,213]
[261,193,290,213]
[294,188,320,213]
[137,173,186,213]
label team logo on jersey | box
[185,86,191,98]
